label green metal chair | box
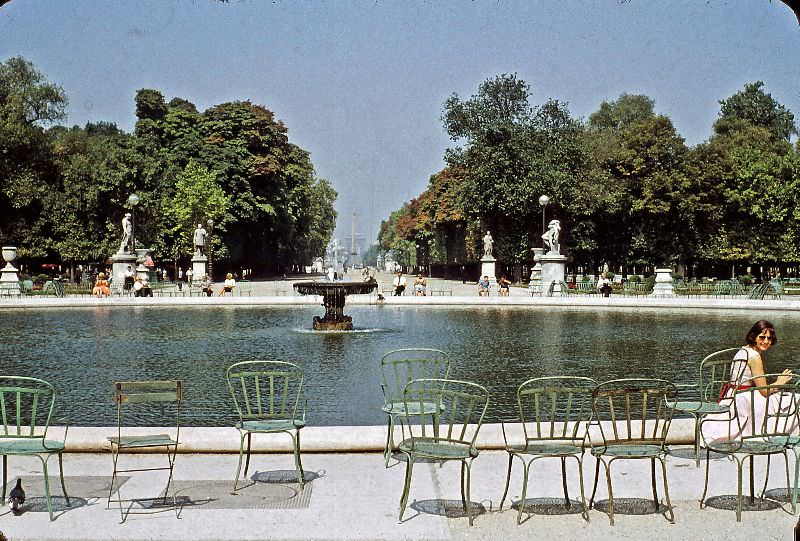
[0,376,69,521]
[669,347,747,465]
[226,360,306,492]
[397,378,489,526]
[700,376,799,521]
[380,348,450,467]
[499,376,596,524]
[107,380,181,522]
[589,378,677,525]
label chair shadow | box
[250,469,323,484]
[704,494,784,512]
[668,448,726,461]
[387,453,451,466]
[592,497,669,517]
[410,498,487,520]
[764,487,799,503]
[0,496,90,521]
[508,497,584,521]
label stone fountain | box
[293,279,378,331]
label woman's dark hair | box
[746,320,777,346]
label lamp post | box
[538,194,550,249]
[206,218,214,281]
[127,193,140,254]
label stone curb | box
[59,420,696,453]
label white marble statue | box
[193,224,207,256]
[118,213,133,254]
[483,231,494,258]
[542,219,561,255]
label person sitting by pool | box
[200,275,213,297]
[140,275,153,297]
[597,272,612,297]
[497,275,511,297]
[413,273,427,296]
[92,272,111,298]
[133,276,144,297]
[219,273,236,296]
[478,275,490,297]
[392,271,406,296]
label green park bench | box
[569,281,597,295]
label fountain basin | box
[293,280,377,330]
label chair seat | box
[382,401,443,416]
[671,400,729,415]
[708,438,788,455]
[108,434,178,448]
[591,443,667,458]
[238,419,305,432]
[398,437,478,459]
[507,442,584,456]
[0,438,65,454]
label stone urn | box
[2,246,17,269]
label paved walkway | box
[0,446,796,541]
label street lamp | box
[206,218,214,281]
[127,193,140,253]
[538,194,550,249]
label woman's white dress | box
[701,347,800,444]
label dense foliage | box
[380,74,800,279]
[0,57,336,276]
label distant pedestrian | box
[460,265,466,284]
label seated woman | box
[200,275,213,297]
[497,275,511,297]
[702,320,798,444]
[477,275,490,297]
[92,272,111,298]
[413,273,427,296]
[219,273,236,296]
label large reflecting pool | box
[3,305,800,426]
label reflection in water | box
[2,306,799,426]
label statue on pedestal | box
[118,213,133,254]
[542,220,561,255]
[193,224,207,257]
[483,231,494,258]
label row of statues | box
[117,215,208,256]
[481,219,561,258]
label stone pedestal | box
[0,246,21,296]
[528,248,543,294]
[192,256,208,283]
[540,254,567,296]
[111,252,137,294]
[650,268,676,297]
[480,256,497,287]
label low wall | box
[63,420,696,453]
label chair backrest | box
[699,347,749,402]
[226,361,304,422]
[733,375,799,441]
[591,379,677,448]
[0,376,55,440]
[380,349,450,405]
[400,378,489,447]
[113,380,182,439]
[516,377,596,445]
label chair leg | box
[499,452,513,511]
[517,459,532,525]
[792,449,799,514]
[233,433,247,493]
[749,455,755,505]
[561,457,571,509]
[58,452,70,506]
[40,456,53,521]
[460,461,467,511]
[700,448,711,508]
[651,458,658,510]
[589,456,601,509]
[464,459,474,526]
[384,415,395,468]
[760,455,771,498]
[736,457,744,522]
[108,444,120,509]
[575,456,589,521]
[693,414,701,467]
[243,432,253,478]
[2,455,6,503]
[398,453,415,522]
[603,459,615,526]
[293,430,305,488]
[163,445,177,505]
[658,457,674,523]
[783,451,792,512]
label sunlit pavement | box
[0,446,797,541]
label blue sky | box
[1,1,799,243]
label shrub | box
[738,274,755,286]
[644,275,656,290]
[605,272,615,280]
[627,274,641,283]
[34,274,49,284]
[671,271,684,281]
